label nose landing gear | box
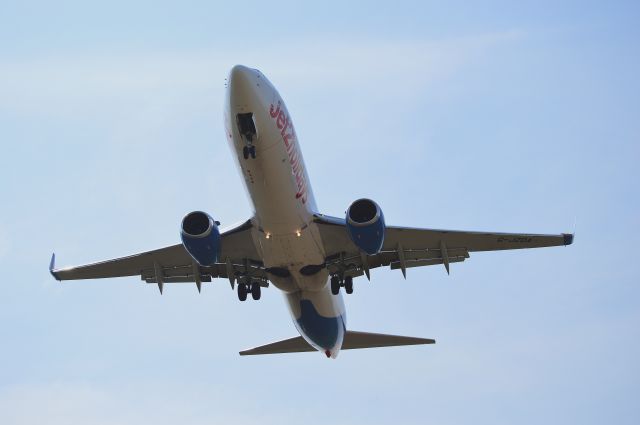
[242,145,256,159]
[237,113,257,160]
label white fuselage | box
[224,65,345,358]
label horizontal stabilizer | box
[342,331,435,350]
[239,336,314,356]
[239,331,435,356]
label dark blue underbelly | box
[296,299,345,350]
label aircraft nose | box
[228,65,256,102]
[229,64,252,84]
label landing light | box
[265,233,270,239]
[296,230,301,237]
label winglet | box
[564,217,577,246]
[562,233,574,246]
[49,253,60,281]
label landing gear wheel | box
[330,276,340,295]
[242,146,250,159]
[251,282,261,300]
[249,145,256,159]
[237,283,248,301]
[344,276,353,294]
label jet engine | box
[180,211,221,266]
[345,198,385,255]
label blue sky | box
[1,1,639,424]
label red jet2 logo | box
[270,100,308,204]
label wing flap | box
[140,263,227,283]
[366,247,470,268]
[389,256,466,270]
[143,275,213,284]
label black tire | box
[243,146,249,159]
[249,145,256,159]
[344,276,353,294]
[251,282,261,300]
[330,276,340,295]
[238,283,247,301]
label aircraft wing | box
[50,219,264,291]
[313,214,573,277]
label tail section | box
[239,331,435,356]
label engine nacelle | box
[180,211,221,266]
[345,198,385,255]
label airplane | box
[49,65,574,358]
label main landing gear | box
[330,275,353,295]
[237,281,261,301]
